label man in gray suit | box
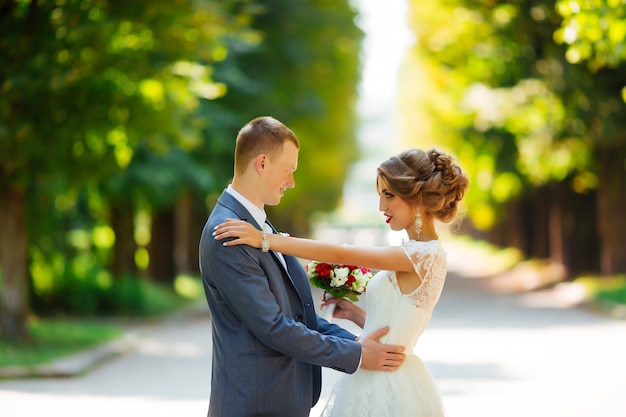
[199,116,405,417]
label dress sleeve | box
[400,240,448,312]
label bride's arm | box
[213,219,414,273]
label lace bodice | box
[393,239,447,312]
[360,239,447,351]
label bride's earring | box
[414,209,423,240]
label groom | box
[199,116,405,417]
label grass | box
[0,319,122,367]
[575,275,626,305]
[0,275,205,370]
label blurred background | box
[1,0,625,373]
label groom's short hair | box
[234,116,300,176]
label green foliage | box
[402,0,626,231]
[1,0,366,320]
[100,277,190,316]
[0,0,258,205]
[28,187,199,316]
[576,275,626,305]
[173,274,204,299]
[555,0,626,72]
[309,274,362,303]
[32,270,190,317]
[211,0,365,234]
[597,285,626,305]
[0,0,256,322]
[0,319,121,367]
[26,181,190,316]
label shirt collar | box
[226,185,266,229]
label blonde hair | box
[234,116,300,175]
[377,148,469,223]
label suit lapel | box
[265,220,313,312]
[266,220,317,325]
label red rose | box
[315,263,332,278]
[346,275,356,286]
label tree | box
[555,0,626,74]
[0,0,253,340]
[211,0,365,236]
[401,0,626,276]
[555,0,626,274]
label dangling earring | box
[414,209,423,240]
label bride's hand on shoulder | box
[213,218,262,248]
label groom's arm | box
[316,315,357,340]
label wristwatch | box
[261,231,270,252]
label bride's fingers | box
[213,221,260,247]
[213,226,237,240]
[213,223,230,232]
[213,219,240,232]
[216,231,246,245]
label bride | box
[214,147,469,417]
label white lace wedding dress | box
[321,239,447,417]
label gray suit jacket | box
[199,191,361,417]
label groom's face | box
[262,140,298,206]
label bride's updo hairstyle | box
[377,148,469,223]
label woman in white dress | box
[214,148,469,417]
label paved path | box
[2,244,626,417]
[0,310,213,417]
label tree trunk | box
[110,205,137,279]
[0,185,30,341]
[530,187,550,259]
[597,146,626,275]
[548,183,564,266]
[505,200,526,252]
[174,194,204,276]
[565,188,599,276]
[188,204,205,275]
[148,208,175,284]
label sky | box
[334,0,414,229]
[353,0,414,104]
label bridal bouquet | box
[306,261,374,302]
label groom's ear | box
[255,154,268,173]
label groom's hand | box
[359,326,405,371]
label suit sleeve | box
[316,315,357,340]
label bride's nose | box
[378,195,386,212]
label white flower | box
[352,269,364,280]
[330,267,350,287]
[353,268,373,292]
